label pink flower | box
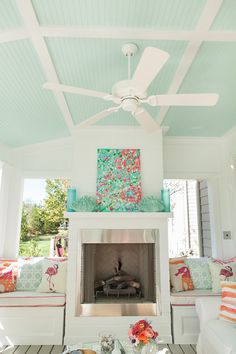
[144,327,154,338]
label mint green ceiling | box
[211,0,236,30]
[1,0,236,147]
[0,40,69,147]
[32,0,206,30]
[164,42,236,136]
[0,0,23,30]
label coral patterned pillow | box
[208,258,236,292]
[0,259,18,282]
[169,257,194,292]
[36,259,67,293]
[0,267,15,293]
[219,281,236,324]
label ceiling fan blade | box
[43,82,109,99]
[77,107,120,128]
[132,47,169,92]
[147,93,219,106]
[132,108,160,132]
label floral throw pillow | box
[16,258,43,291]
[208,258,236,292]
[36,259,67,293]
[169,257,194,292]
[0,258,18,282]
[185,257,212,289]
[0,267,15,293]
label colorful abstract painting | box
[96,148,141,212]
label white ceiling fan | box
[43,43,219,132]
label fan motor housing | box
[112,80,146,100]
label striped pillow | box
[219,281,236,324]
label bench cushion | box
[0,291,65,307]
[171,289,220,305]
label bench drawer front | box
[0,307,65,345]
[172,306,200,344]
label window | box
[164,179,212,258]
[19,178,69,257]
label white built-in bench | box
[0,291,65,345]
[171,289,221,344]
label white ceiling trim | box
[0,28,28,43]
[1,27,236,44]
[157,0,223,125]
[1,27,236,46]
[40,26,236,42]
[15,0,75,135]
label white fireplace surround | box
[64,212,172,344]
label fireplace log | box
[103,285,137,296]
[125,280,140,289]
[94,280,105,290]
[106,275,135,284]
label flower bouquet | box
[128,319,159,353]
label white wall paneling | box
[1,129,235,259]
[0,163,24,257]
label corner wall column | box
[0,163,24,257]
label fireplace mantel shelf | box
[64,212,172,219]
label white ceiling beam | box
[40,26,236,42]
[1,26,236,46]
[157,0,224,125]
[15,0,74,134]
[0,28,28,43]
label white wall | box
[1,128,235,259]
[0,164,23,257]
[219,127,236,258]
[163,136,236,259]
[13,137,73,178]
[3,128,163,257]
[0,142,13,165]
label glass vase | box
[141,341,159,354]
[161,188,170,212]
[99,331,115,354]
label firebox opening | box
[81,242,156,304]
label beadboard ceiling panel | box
[32,0,206,30]
[163,42,236,136]
[0,0,23,30]
[1,1,236,147]
[0,40,69,147]
[211,0,236,31]
[46,38,187,125]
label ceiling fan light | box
[121,98,138,112]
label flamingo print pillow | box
[169,257,194,292]
[36,259,67,293]
[208,258,236,293]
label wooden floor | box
[0,345,197,354]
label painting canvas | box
[96,148,141,212]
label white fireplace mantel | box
[64,211,171,229]
[64,212,172,344]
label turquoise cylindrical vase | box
[66,187,77,212]
[161,188,170,212]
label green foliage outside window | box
[20,179,69,256]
